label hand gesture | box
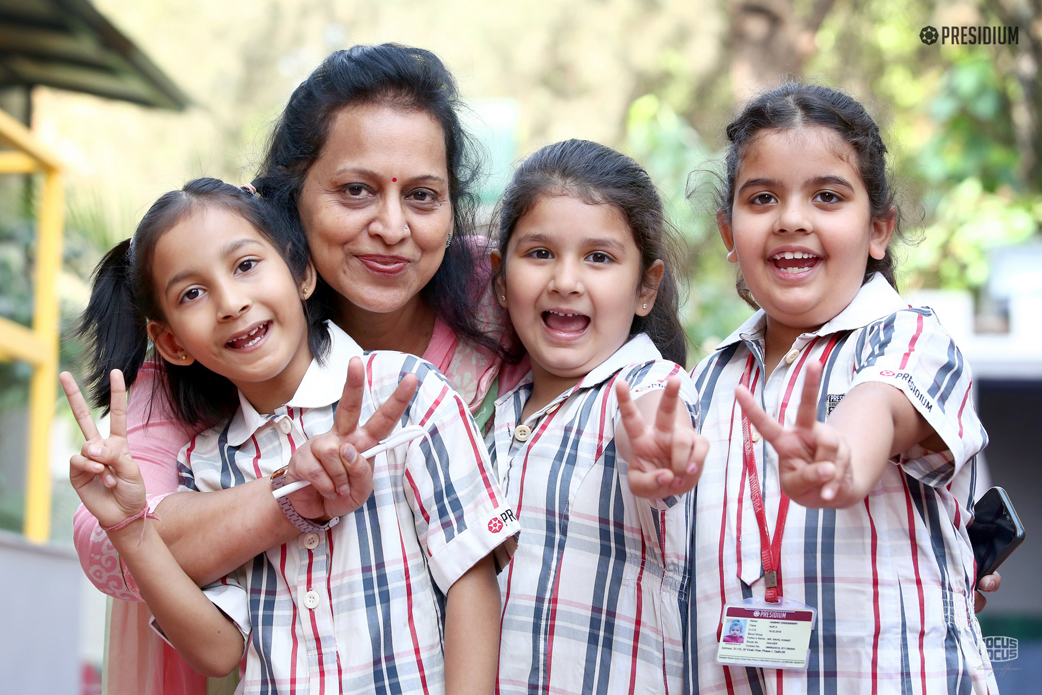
[285,356,418,520]
[734,361,852,508]
[616,377,708,499]
[60,370,147,527]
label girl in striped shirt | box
[62,178,518,694]
[487,139,707,693]
[690,83,999,694]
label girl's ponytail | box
[74,238,150,412]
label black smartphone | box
[968,487,1025,579]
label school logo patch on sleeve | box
[826,394,844,416]
[488,517,504,533]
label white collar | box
[716,273,907,350]
[226,322,364,446]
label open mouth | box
[542,310,591,334]
[770,250,821,274]
[226,321,270,350]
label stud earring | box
[642,303,648,309]
[180,354,187,361]
[501,295,506,301]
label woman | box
[72,44,525,695]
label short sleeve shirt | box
[489,334,698,695]
[690,274,997,695]
[179,323,520,695]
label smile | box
[770,250,821,274]
[357,255,409,276]
[542,310,591,337]
[226,321,271,350]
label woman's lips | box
[357,255,410,276]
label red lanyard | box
[738,360,790,603]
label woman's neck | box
[336,295,437,356]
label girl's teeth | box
[779,266,813,273]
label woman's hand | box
[735,361,854,509]
[60,370,147,527]
[616,377,707,499]
[285,356,418,520]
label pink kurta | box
[73,270,525,695]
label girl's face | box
[495,195,662,396]
[148,206,315,410]
[297,103,453,319]
[720,126,894,335]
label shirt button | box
[750,426,762,443]
[546,403,560,415]
[514,424,532,442]
[303,590,320,610]
[784,348,801,365]
[303,533,320,549]
[278,418,292,434]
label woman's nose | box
[368,196,410,245]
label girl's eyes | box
[236,258,258,274]
[750,192,776,205]
[527,248,553,260]
[814,191,843,204]
[586,251,614,264]
[179,287,203,304]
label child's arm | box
[735,360,940,509]
[443,554,501,695]
[61,370,245,676]
[615,376,708,499]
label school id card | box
[716,598,816,670]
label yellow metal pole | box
[23,168,63,543]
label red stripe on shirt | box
[305,547,326,694]
[325,528,344,695]
[865,496,881,695]
[899,313,924,370]
[278,545,300,695]
[250,435,263,479]
[397,522,431,695]
[902,476,928,695]
[627,535,648,695]
[453,394,500,505]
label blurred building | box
[0,1,186,693]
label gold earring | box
[180,354,187,361]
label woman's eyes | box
[343,183,371,197]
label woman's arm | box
[443,554,501,695]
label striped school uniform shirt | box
[488,334,698,695]
[690,274,997,695]
[177,323,520,695]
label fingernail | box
[337,485,351,497]
[822,487,834,500]
[323,492,337,500]
[89,445,102,457]
[687,463,698,474]
[820,467,831,479]
[982,579,995,591]
[657,472,670,485]
[343,445,357,463]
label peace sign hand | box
[284,356,418,520]
[616,377,708,499]
[60,370,147,527]
[734,361,852,509]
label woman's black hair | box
[253,43,505,360]
[493,139,687,366]
[718,82,904,308]
[75,177,331,429]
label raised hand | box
[285,356,418,520]
[616,376,708,499]
[60,370,147,527]
[734,361,853,508]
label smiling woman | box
[71,44,526,695]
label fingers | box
[59,371,101,442]
[734,385,785,443]
[978,571,1001,593]
[293,436,350,500]
[628,467,675,499]
[794,361,823,431]
[70,454,116,488]
[333,357,365,436]
[653,378,682,436]
[616,379,649,443]
[974,591,987,613]
[780,461,836,500]
[359,373,418,446]
[109,370,128,439]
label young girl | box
[690,84,997,693]
[64,178,519,695]
[487,139,707,693]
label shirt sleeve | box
[609,359,700,510]
[372,352,521,593]
[850,307,987,486]
[73,361,196,600]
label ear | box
[148,321,195,366]
[490,250,507,308]
[300,259,318,300]
[636,260,665,316]
[869,211,896,260]
[718,210,738,264]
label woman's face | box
[297,103,453,317]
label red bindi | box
[392,177,397,182]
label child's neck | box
[763,318,813,379]
[234,346,314,416]
[521,365,584,422]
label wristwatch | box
[270,466,341,534]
